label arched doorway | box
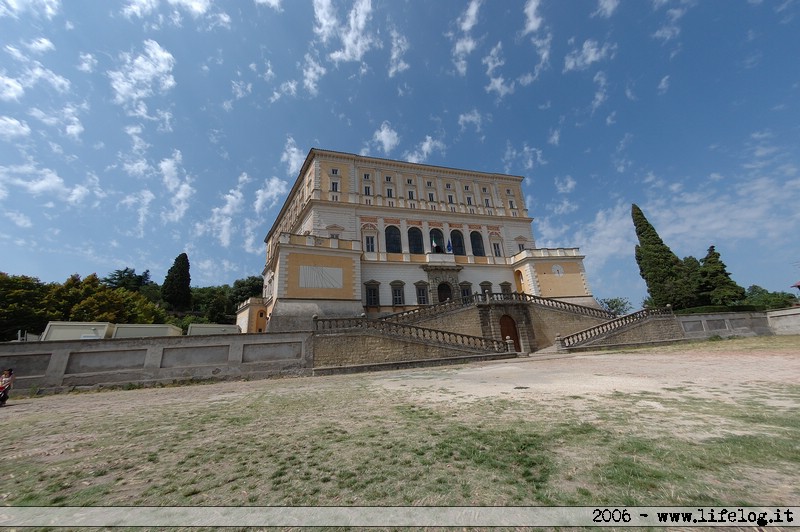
[499,314,521,352]
[514,270,524,293]
[437,282,452,302]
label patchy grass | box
[2,337,799,509]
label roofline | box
[265,147,528,244]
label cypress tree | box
[699,246,745,305]
[631,204,685,308]
[162,253,192,311]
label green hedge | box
[675,305,766,315]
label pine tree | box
[162,253,192,311]
[699,246,745,305]
[631,204,686,308]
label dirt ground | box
[4,337,799,417]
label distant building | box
[237,149,597,333]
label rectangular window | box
[464,185,470,191]
[447,194,454,204]
[466,196,473,205]
[331,168,339,175]
[482,187,488,193]
[509,200,516,209]
[407,178,413,185]
[518,243,525,251]
[387,188,393,198]
[428,192,435,202]
[330,233,339,240]
[484,198,491,207]
[363,173,370,180]
[331,181,339,192]
[364,185,371,195]
[416,286,428,305]
[408,190,415,200]
[493,242,502,257]
[366,286,379,306]
[506,188,512,195]
[392,286,404,306]
[445,183,452,189]
[385,175,392,182]
[365,235,375,252]
[426,181,433,187]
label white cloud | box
[503,141,544,173]
[254,0,282,10]
[3,45,71,95]
[167,0,210,17]
[158,149,195,222]
[329,0,375,64]
[653,7,687,42]
[120,189,156,238]
[563,39,617,72]
[0,163,97,205]
[4,211,32,228]
[108,39,176,114]
[547,127,560,146]
[254,176,289,214]
[122,0,159,18]
[302,53,326,95]
[571,202,636,273]
[281,136,305,176]
[521,0,543,35]
[404,135,445,164]
[657,74,670,94]
[313,0,338,43]
[25,37,55,54]
[458,109,482,132]
[0,75,25,101]
[483,42,515,98]
[372,121,400,154]
[551,198,578,215]
[195,173,249,247]
[555,175,576,194]
[592,0,620,18]
[592,70,608,112]
[0,116,31,140]
[388,28,409,78]
[269,80,297,103]
[606,110,617,125]
[77,52,97,73]
[452,0,482,76]
[28,103,86,141]
[0,0,60,19]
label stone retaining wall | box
[766,307,800,335]
[0,332,312,391]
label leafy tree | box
[162,253,192,311]
[45,274,104,320]
[102,267,152,292]
[231,276,263,305]
[191,285,233,323]
[70,288,166,324]
[632,204,686,308]
[741,285,798,310]
[596,297,633,316]
[674,255,707,309]
[0,273,54,341]
[698,246,745,305]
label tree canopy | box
[162,253,192,311]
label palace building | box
[236,148,597,333]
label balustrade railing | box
[379,294,482,323]
[379,291,615,324]
[314,316,507,353]
[559,307,674,348]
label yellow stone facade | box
[238,149,597,332]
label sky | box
[1,0,799,308]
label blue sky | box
[1,0,799,307]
